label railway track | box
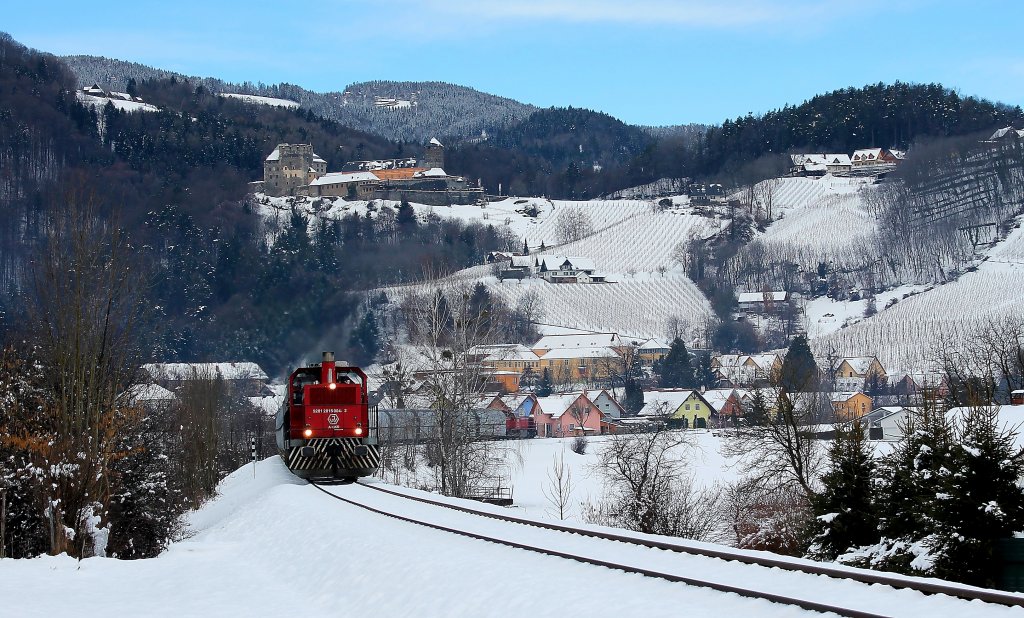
[311,480,1024,617]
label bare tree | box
[585,425,721,539]
[754,177,782,223]
[403,277,509,497]
[19,199,145,557]
[554,207,595,244]
[542,450,574,520]
[723,385,825,501]
[175,367,225,508]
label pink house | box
[534,392,603,437]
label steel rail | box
[356,480,1024,609]
[311,482,889,618]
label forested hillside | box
[62,56,536,143]
[0,37,513,376]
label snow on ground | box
[251,194,656,251]
[0,455,820,618]
[486,273,713,342]
[3,434,1017,616]
[738,176,876,275]
[811,218,1024,375]
[804,283,932,338]
[76,92,160,113]
[552,210,728,274]
[219,93,300,108]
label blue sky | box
[5,0,1023,126]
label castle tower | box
[263,143,326,196]
[423,137,444,170]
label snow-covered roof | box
[989,127,1019,141]
[309,171,380,186]
[535,393,588,418]
[266,148,280,162]
[537,255,597,272]
[540,347,619,360]
[534,333,621,350]
[429,137,443,147]
[852,148,884,161]
[826,154,852,165]
[747,353,781,371]
[638,389,699,417]
[639,337,670,351]
[248,394,284,416]
[413,167,448,178]
[841,356,878,375]
[700,389,734,412]
[123,383,177,403]
[313,157,326,163]
[509,255,533,268]
[142,362,269,382]
[830,391,865,402]
[737,291,788,303]
[483,346,540,362]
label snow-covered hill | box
[219,93,299,108]
[811,216,1024,374]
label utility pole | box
[0,487,6,559]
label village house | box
[851,148,901,168]
[588,389,625,420]
[833,356,887,392]
[477,344,541,392]
[638,337,671,366]
[830,391,873,421]
[141,362,271,397]
[737,290,791,314]
[638,389,715,429]
[700,388,743,425]
[712,353,782,387]
[497,255,534,280]
[534,255,606,283]
[533,392,604,437]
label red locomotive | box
[275,352,380,481]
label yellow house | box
[831,391,872,421]
[638,389,714,429]
[835,357,887,383]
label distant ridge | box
[62,55,536,143]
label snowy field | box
[76,92,159,113]
[219,93,300,108]
[3,434,1020,617]
[0,454,808,618]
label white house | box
[535,255,606,283]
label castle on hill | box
[261,138,482,205]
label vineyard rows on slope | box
[487,274,714,340]
[552,210,728,274]
[811,217,1024,373]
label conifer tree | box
[780,335,819,392]
[927,406,1024,586]
[622,378,644,416]
[656,337,695,388]
[537,367,553,397]
[808,421,878,561]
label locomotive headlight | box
[354,427,363,436]
[329,383,337,390]
[303,428,313,438]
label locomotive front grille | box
[286,437,381,473]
